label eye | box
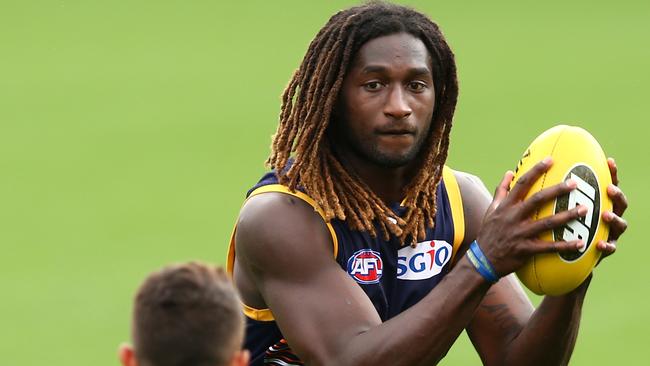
[407,81,428,92]
[363,81,384,91]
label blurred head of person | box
[119,262,249,366]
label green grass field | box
[1,1,647,364]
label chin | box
[349,140,422,168]
[371,151,418,168]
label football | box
[511,125,613,295]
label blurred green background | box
[1,0,647,364]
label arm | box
[458,158,628,366]
[233,160,604,366]
[468,271,590,366]
[234,191,492,366]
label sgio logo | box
[554,164,600,262]
[347,249,383,284]
[397,240,452,280]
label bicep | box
[235,193,381,365]
[262,257,382,363]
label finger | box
[530,239,585,255]
[595,240,616,266]
[509,157,553,202]
[596,240,617,256]
[607,184,628,216]
[603,211,628,240]
[608,157,619,186]
[518,179,578,218]
[487,170,514,214]
[522,204,587,236]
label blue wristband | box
[466,240,499,283]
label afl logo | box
[554,164,600,261]
[347,249,383,284]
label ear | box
[229,349,250,366]
[118,343,138,366]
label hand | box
[476,158,586,276]
[595,158,628,259]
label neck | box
[337,149,419,205]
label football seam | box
[534,126,568,294]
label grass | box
[0,1,647,364]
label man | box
[119,262,250,366]
[227,2,628,365]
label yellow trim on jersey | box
[242,303,276,322]
[443,166,465,263]
[227,226,275,321]
[226,184,339,322]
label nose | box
[383,86,412,119]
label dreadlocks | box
[267,2,459,245]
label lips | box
[376,128,415,135]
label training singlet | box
[226,166,465,366]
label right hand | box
[476,158,587,276]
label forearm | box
[503,276,591,366]
[330,257,491,366]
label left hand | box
[596,157,628,258]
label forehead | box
[351,32,431,72]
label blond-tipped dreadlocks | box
[267,2,459,245]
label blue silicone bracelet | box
[467,240,499,283]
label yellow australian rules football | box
[511,125,613,295]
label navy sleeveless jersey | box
[227,166,465,366]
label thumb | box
[487,171,514,214]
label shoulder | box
[443,167,491,207]
[235,191,335,272]
[452,170,492,202]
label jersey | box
[226,166,465,366]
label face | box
[332,32,436,168]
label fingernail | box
[566,179,577,188]
[609,157,616,165]
[543,157,553,165]
[578,205,588,215]
[600,241,614,252]
[603,211,612,220]
[577,240,585,249]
